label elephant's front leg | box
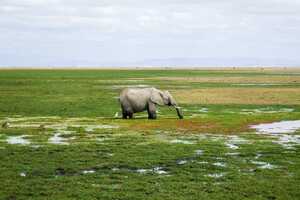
[147,102,157,119]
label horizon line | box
[1,66,300,70]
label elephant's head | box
[150,88,183,119]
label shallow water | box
[48,133,70,145]
[199,108,209,113]
[6,135,30,145]
[251,120,300,148]
[3,117,119,142]
[136,166,168,175]
[225,135,248,150]
[213,162,226,167]
[153,167,168,174]
[20,172,26,177]
[241,108,294,114]
[195,149,203,155]
[250,120,300,134]
[177,160,188,165]
[182,107,208,113]
[170,139,194,145]
[274,134,300,149]
[206,173,225,178]
[251,161,277,169]
[226,143,239,149]
[82,170,96,174]
[225,152,240,156]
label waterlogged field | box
[0,68,300,200]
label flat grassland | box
[0,68,300,200]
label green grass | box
[0,69,300,200]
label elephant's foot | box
[122,111,133,119]
[148,113,157,119]
[128,113,133,119]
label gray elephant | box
[119,87,183,119]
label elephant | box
[119,87,183,119]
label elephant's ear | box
[150,89,164,106]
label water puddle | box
[6,135,30,145]
[48,133,70,145]
[226,143,239,149]
[182,107,208,113]
[96,137,113,143]
[255,153,262,159]
[153,167,168,175]
[177,160,189,165]
[250,120,300,134]
[213,162,226,167]
[250,120,300,149]
[198,108,209,113]
[170,139,195,145]
[240,108,294,115]
[83,125,118,132]
[176,150,204,166]
[135,166,168,175]
[8,124,41,128]
[136,169,149,173]
[195,149,203,155]
[82,170,96,174]
[251,161,277,169]
[225,136,248,150]
[224,107,294,115]
[225,152,240,156]
[197,161,209,164]
[20,172,26,177]
[2,117,119,145]
[4,116,60,123]
[206,173,225,178]
[9,123,119,132]
[274,134,300,149]
[111,167,120,172]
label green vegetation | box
[0,69,300,199]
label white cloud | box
[0,0,300,66]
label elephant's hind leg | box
[122,107,128,119]
[122,110,133,119]
[128,112,133,119]
[122,112,128,119]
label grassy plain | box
[0,68,300,200]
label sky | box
[0,0,300,67]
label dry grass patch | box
[173,88,300,105]
[127,119,220,133]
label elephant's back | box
[120,88,151,99]
[120,88,151,112]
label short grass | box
[0,68,300,200]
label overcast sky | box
[1,0,300,67]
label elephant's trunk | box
[175,106,184,119]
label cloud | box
[0,0,300,66]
